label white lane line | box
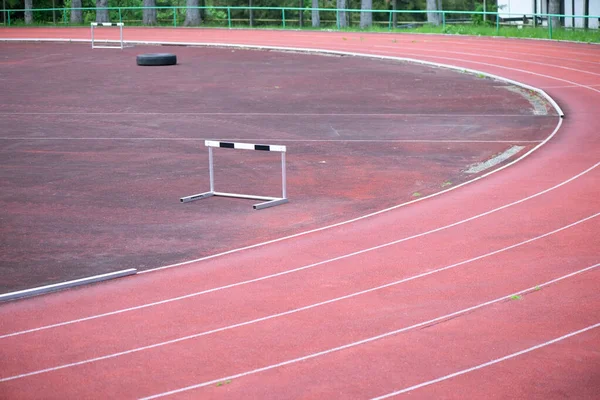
[301,32,600,60]
[378,41,600,67]
[0,112,550,117]
[0,137,544,143]
[541,83,600,90]
[0,162,596,340]
[372,45,600,78]
[1,213,596,381]
[371,323,600,399]
[138,263,600,400]
[391,50,600,96]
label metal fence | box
[1,6,599,41]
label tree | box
[337,0,347,28]
[71,0,82,23]
[426,0,441,26]
[24,0,32,24]
[360,0,372,28]
[95,0,109,23]
[143,0,157,25]
[548,0,560,30]
[298,0,303,27]
[312,0,320,27]
[184,0,201,26]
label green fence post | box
[282,8,285,29]
[7,10,10,26]
[227,7,231,28]
[442,11,445,30]
[548,15,552,39]
[63,8,67,25]
[173,7,177,27]
[496,11,500,34]
[118,8,122,23]
[388,10,392,31]
[336,10,339,29]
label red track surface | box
[0,28,599,399]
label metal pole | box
[120,23,123,49]
[496,9,500,34]
[483,0,486,23]
[209,146,215,193]
[91,24,94,47]
[281,152,287,199]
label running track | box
[0,28,599,399]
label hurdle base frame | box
[180,191,288,210]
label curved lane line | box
[370,323,600,399]
[1,162,596,339]
[138,263,600,400]
[371,45,600,77]
[1,213,596,380]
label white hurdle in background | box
[180,140,289,210]
[90,22,124,49]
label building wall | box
[497,0,546,19]
[497,0,598,28]
[564,0,600,29]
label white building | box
[497,0,599,28]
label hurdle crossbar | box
[91,22,124,49]
[180,140,288,210]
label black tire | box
[136,53,177,66]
